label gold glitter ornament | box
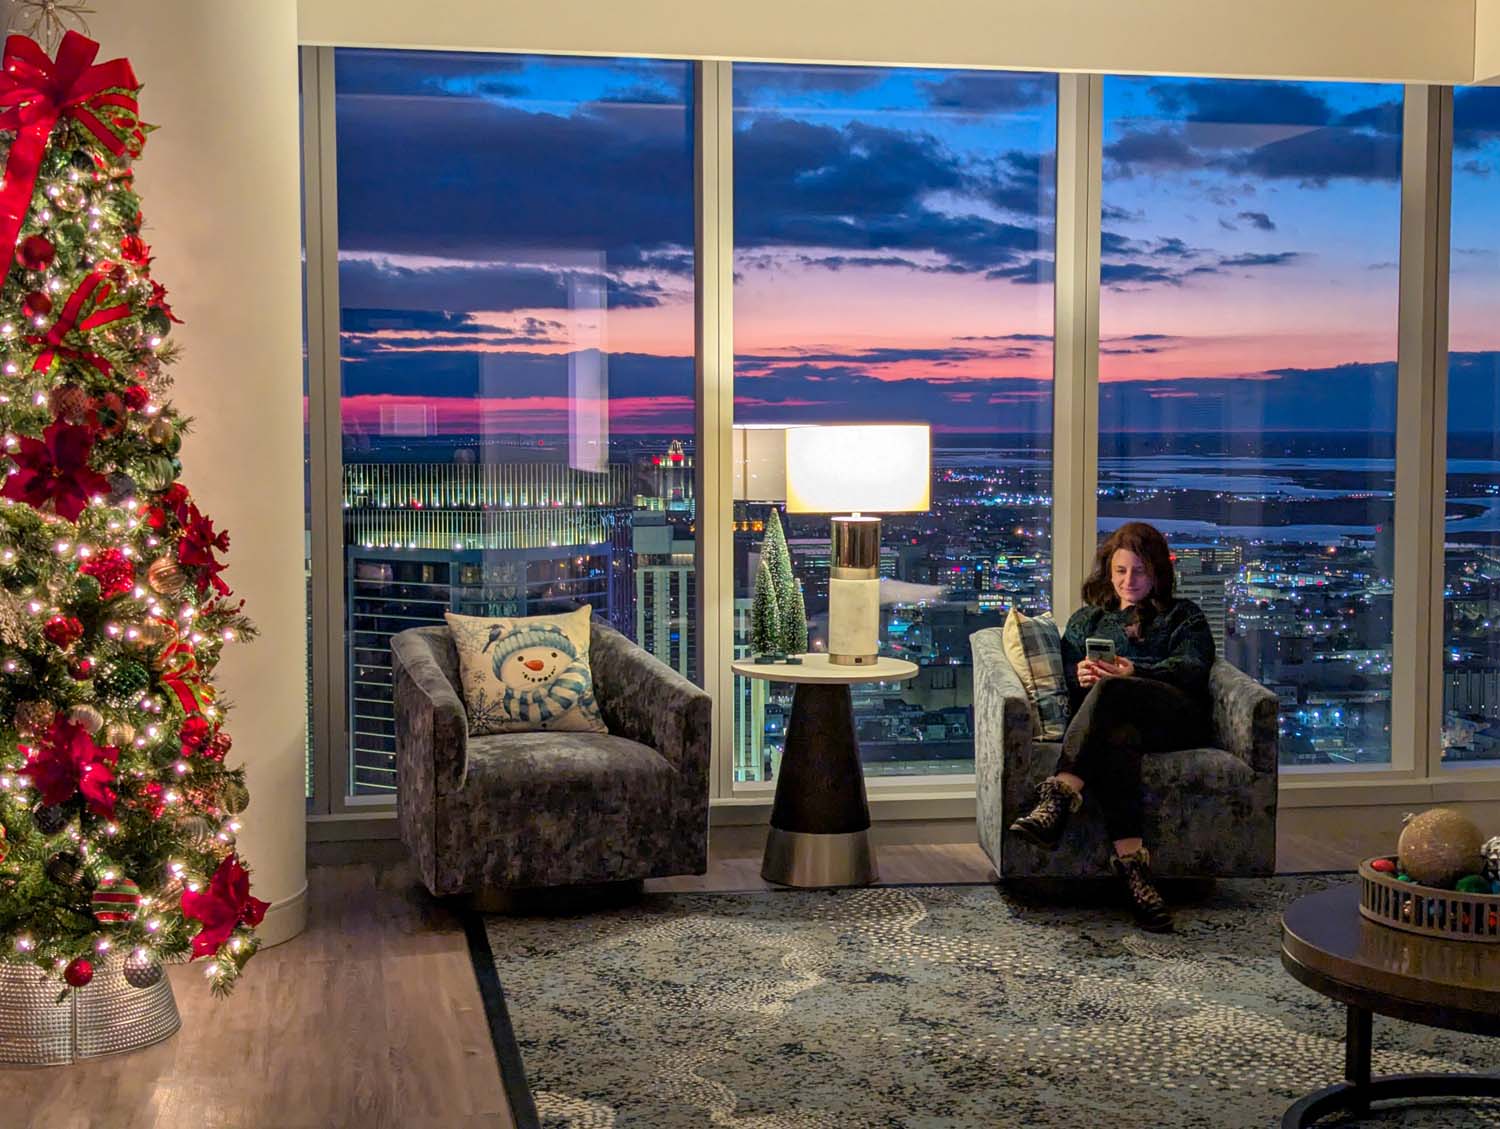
[145,417,179,451]
[52,182,86,214]
[14,700,56,736]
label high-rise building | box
[341,461,634,793]
[1177,571,1230,655]
[633,511,696,679]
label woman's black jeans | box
[1054,676,1210,842]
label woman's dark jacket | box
[1060,597,1216,712]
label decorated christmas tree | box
[0,30,263,997]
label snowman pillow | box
[444,605,607,736]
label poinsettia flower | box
[19,717,120,818]
[119,234,151,265]
[148,280,182,323]
[1,420,111,522]
[178,503,231,595]
[181,855,268,959]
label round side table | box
[732,653,919,888]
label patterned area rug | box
[474,878,1500,1128]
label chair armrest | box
[971,627,1035,753]
[391,627,469,795]
[590,621,711,794]
[1209,658,1279,778]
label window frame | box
[300,46,1491,825]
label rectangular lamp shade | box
[784,424,930,514]
[731,424,788,502]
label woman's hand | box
[1091,656,1135,680]
[1079,657,1134,686]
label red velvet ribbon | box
[27,267,131,374]
[0,31,140,269]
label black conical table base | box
[733,654,918,889]
[762,682,876,887]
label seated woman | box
[1008,521,1215,932]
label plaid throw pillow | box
[1001,609,1070,740]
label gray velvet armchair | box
[392,619,711,898]
[971,626,1278,880]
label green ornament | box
[96,660,151,708]
[57,220,86,245]
[1397,873,1416,883]
[135,455,177,493]
[1456,874,1490,894]
[69,149,96,174]
[141,308,171,338]
[72,573,102,605]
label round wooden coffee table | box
[732,654,917,888]
[1280,883,1500,1126]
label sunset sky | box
[330,51,1500,441]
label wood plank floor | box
[0,830,1361,1128]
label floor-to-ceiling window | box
[730,65,1057,782]
[324,50,696,796]
[1443,85,1500,766]
[1097,77,1404,768]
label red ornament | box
[178,504,231,596]
[43,615,84,648]
[21,290,52,319]
[208,730,233,763]
[63,957,93,987]
[87,392,126,438]
[80,547,135,599]
[69,656,94,680]
[18,716,119,817]
[0,420,111,522]
[179,714,213,757]
[181,855,268,959]
[121,384,150,411]
[1371,858,1397,874]
[17,234,55,271]
[137,780,165,819]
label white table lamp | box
[784,424,930,666]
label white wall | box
[299,0,1477,84]
[77,1,310,945]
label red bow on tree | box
[0,31,142,269]
[178,503,231,595]
[1,419,110,521]
[181,855,268,960]
[19,716,119,818]
[28,269,133,377]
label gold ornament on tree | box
[103,720,136,748]
[146,556,187,596]
[13,700,56,737]
[1397,807,1485,887]
[65,703,103,734]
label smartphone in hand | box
[1084,636,1117,665]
